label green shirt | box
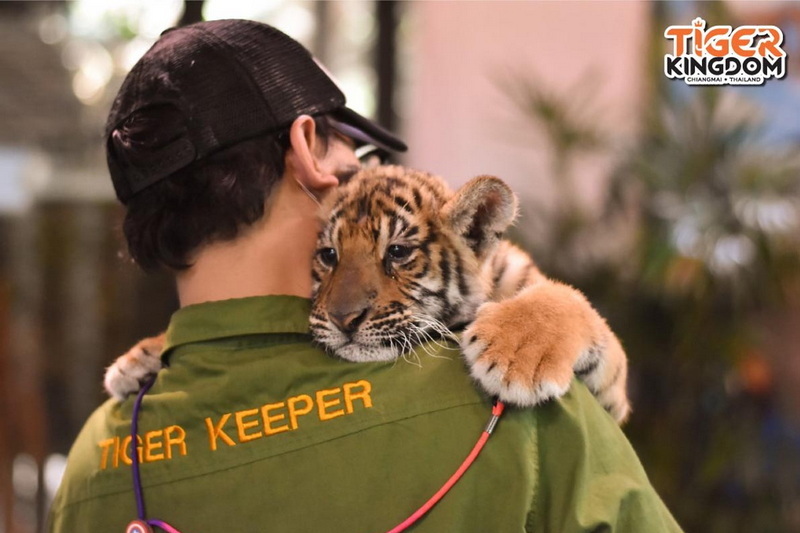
[48,295,682,532]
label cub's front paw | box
[460,293,581,407]
[104,334,166,401]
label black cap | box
[106,19,406,203]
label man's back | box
[49,295,680,532]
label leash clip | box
[485,400,505,434]
[126,519,153,533]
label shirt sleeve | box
[526,380,684,532]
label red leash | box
[386,401,506,533]
[129,387,505,533]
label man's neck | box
[175,179,321,307]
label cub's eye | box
[317,248,338,267]
[386,244,413,262]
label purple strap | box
[131,375,157,520]
[130,376,185,533]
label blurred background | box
[1,1,799,532]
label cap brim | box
[329,107,407,153]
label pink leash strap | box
[129,379,504,533]
[385,401,506,533]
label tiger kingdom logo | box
[664,17,787,85]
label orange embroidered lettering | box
[205,414,236,451]
[98,438,115,470]
[144,430,165,462]
[343,380,373,413]
[236,408,263,442]
[287,394,313,430]
[261,402,290,436]
[316,387,345,421]
[164,425,187,459]
[113,436,120,468]
[119,435,143,466]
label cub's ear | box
[443,175,518,260]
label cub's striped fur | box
[310,166,629,422]
[105,166,629,423]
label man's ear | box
[443,176,518,260]
[285,115,338,190]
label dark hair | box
[121,113,331,270]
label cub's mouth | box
[328,341,402,364]
[309,311,457,364]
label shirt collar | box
[163,295,312,353]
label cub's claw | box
[104,333,166,401]
[460,283,601,409]
[461,306,574,407]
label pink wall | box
[402,1,649,212]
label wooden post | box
[0,220,14,533]
[375,1,399,133]
[179,0,204,27]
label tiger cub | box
[309,166,629,422]
[105,166,629,423]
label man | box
[48,19,682,532]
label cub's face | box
[309,166,517,363]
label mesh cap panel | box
[105,19,405,203]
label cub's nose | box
[329,307,369,335]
